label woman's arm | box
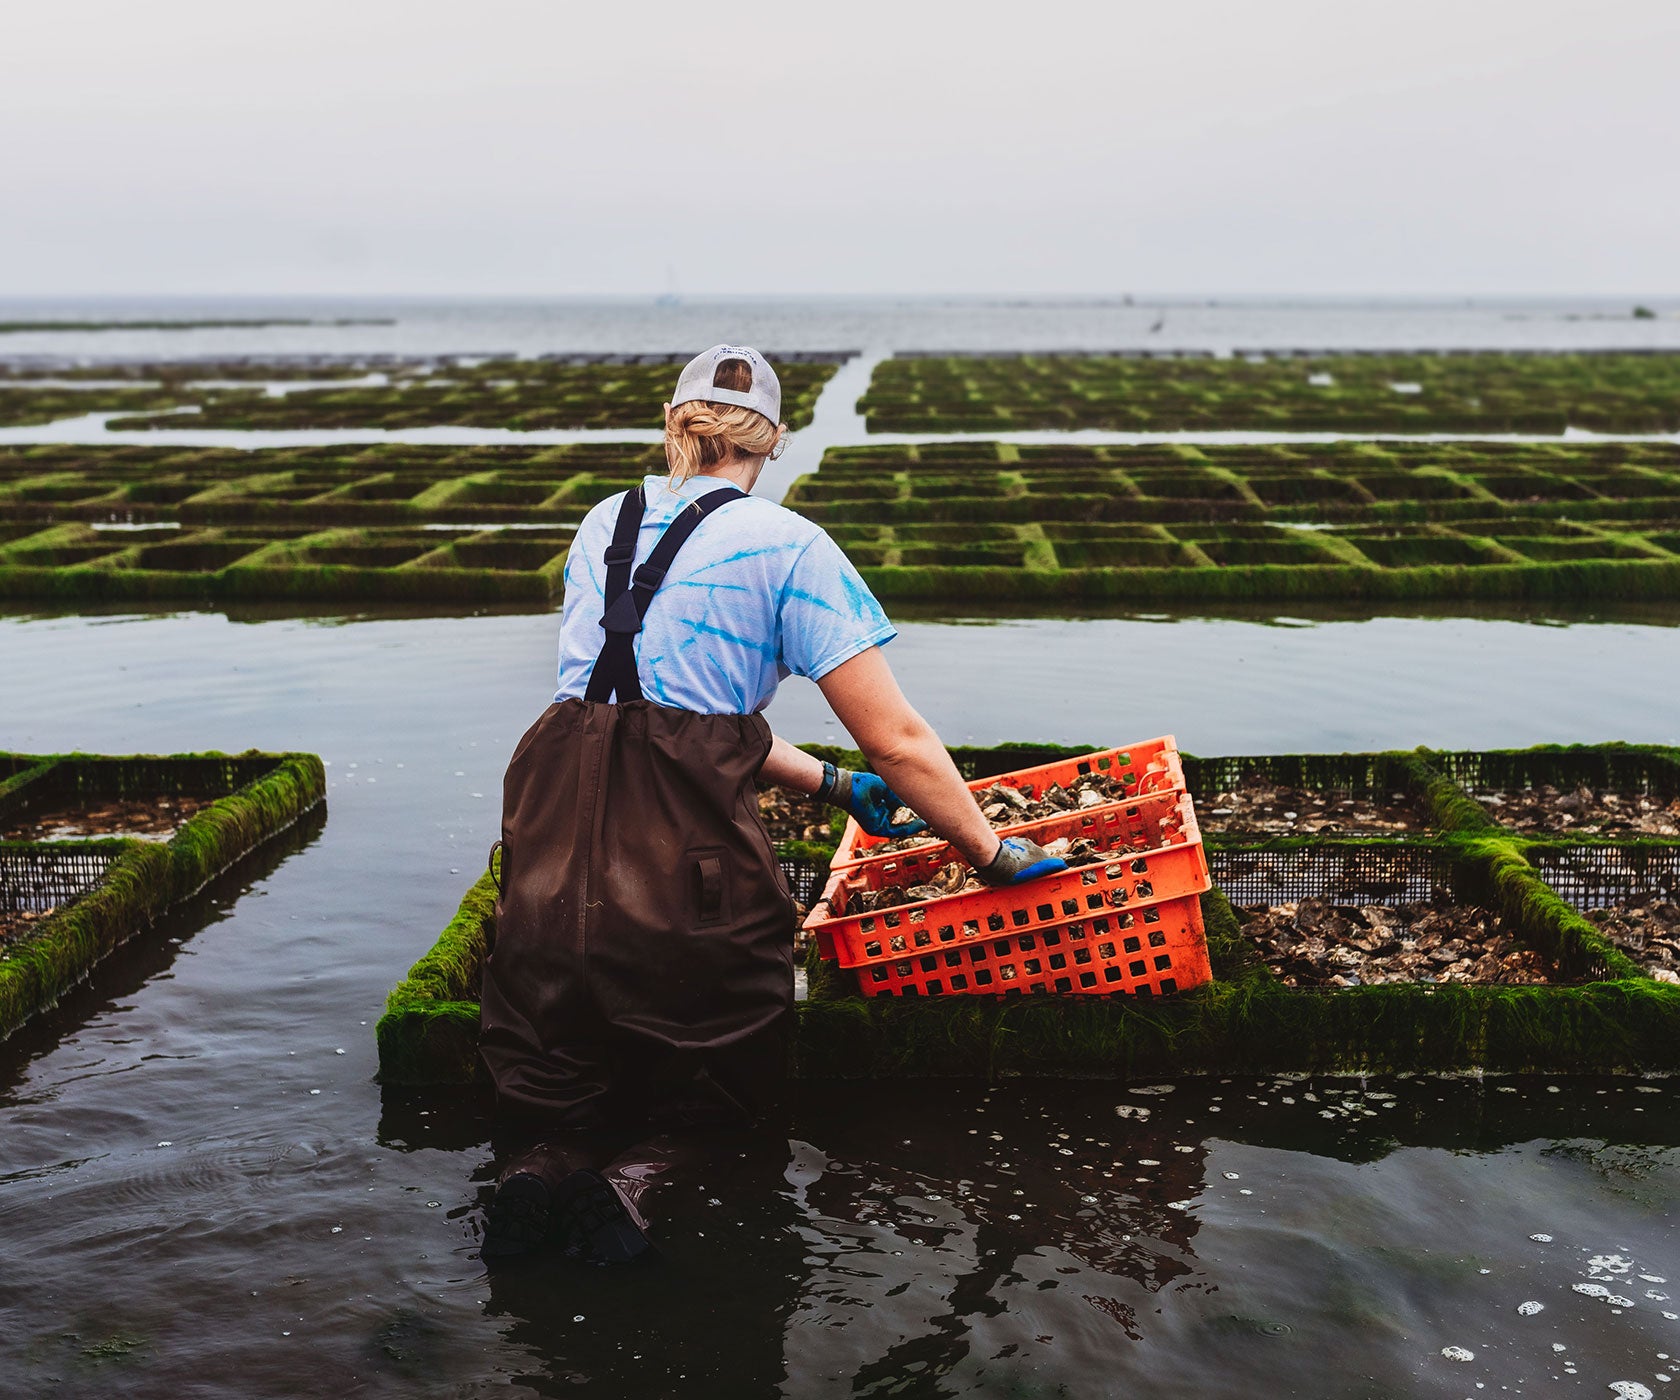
[812,647,1001,868]
[758,734,825,793]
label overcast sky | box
[4,1,1676,297]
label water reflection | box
[480,1129,802,1399]
[782,1090,1208,1394]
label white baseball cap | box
[669,344,781,424]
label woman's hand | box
[756,737,926,837]
[976,835,1067,886]
[817,764,928,838]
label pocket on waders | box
[687,847,732,930]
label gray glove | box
[976,836,1068,887]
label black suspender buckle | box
[602,542,636,567]
[631,561,668,591]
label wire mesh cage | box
[779,855,828,911]
[1184,752,1425,804]
[1210,842,1456,907]
[0,755,281,829]
[1427,745,1680,799]
[1530,844,1680,909]
[0,844,117,913]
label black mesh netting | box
[1184,752,1423,803]
[1209,843,1456,907]
[0,845,115,912]
[779,856,827,910]
[1428,746,1680,799]
[1530,844,1680,909]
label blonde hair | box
[664,357,788,486]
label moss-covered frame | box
[377,741,1680,1086]
[0,442,665,527]
[858,351,1680,434]
[0,750,327,1039]
[0,353,848,432]
[0,523,572,603]
[788,444,1680,603]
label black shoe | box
[551,1168,652,1266]
[481,1171,553,1260]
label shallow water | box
[5,294,1680,1397]
[2,608,1680,1396]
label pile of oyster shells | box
[1240,895,1553,987]
[1477,786,1680,837]
[849,836,1105,913]
[874,772,1130,854]
[757,785,833,844]
[1200,780,1422,835]
[1585,895,1680,982]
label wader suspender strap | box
[583,484,748,704]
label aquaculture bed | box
[378,741,1680,1086]
[0,384,213,428]
[1586,899,1680,982]
[786,444,1680,602]
[858,351,1680,433]
[0,523,569,603]
[792,443,1680,525]
[1426,743,1680,836]
[0,750,325,1039]
[0,353,848,432]
[0,443,662,526]
[757,785,838,852]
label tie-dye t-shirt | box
[554,473,896,714]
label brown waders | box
[478,485,795,1259]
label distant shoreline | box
[0,318,397,334]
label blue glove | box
[817,762,928,838]
[977,836,1068,887]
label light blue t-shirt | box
[554,473,896,714]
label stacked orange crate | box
[828,735,1185,873]
[804,742,1212,998]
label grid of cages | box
[377,742,1680,1085]
[0,522,576,600]
[1194,745,1680,984]
[857,351,1680,433]
[788,445,1680,592]
[0,443,667,525]
[807,518,1680,572]
[0,353,849,432]
[796,442,1680,526]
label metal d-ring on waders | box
[584,483,747,704]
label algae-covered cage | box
[0,750,327,1039]
[376,741,1680,1089]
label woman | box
[478,344,1063,1264]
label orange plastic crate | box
[806,788,1212,998]
[830,737,1185,873]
